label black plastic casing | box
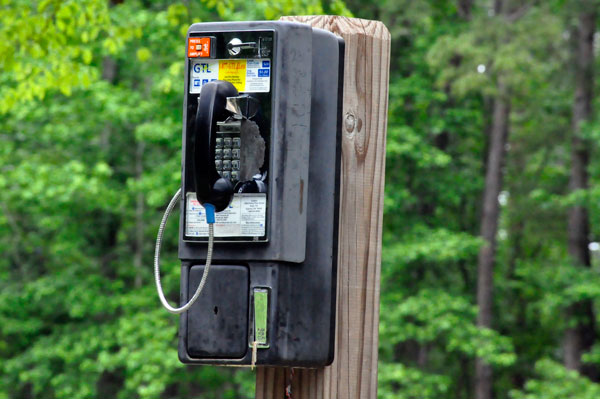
[178,21,344,367]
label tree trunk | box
[99,57,118,273]
[457,0,473,20]
[493,0,503,15]
[564,8,597,379]
[475,80,510,399]
[133,140,146,288]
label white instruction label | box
[189,59,271,94]
[185,192,267,237]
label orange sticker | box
[188,37,211,58]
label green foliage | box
[0,1,348,398]
[378,362,451,399]
[381,289,515,366]
[0,0,131,111]
[427,8,566,98]
[3,0,600,398]
[510,359,600,399]
[515,259,600,324]
[383,227,482,266]
[375,0,600,398]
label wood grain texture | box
[255,16,390,399]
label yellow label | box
[218,60,247,92]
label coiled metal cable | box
[154,188,214,314]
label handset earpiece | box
[193,80,239,211]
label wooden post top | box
[280,15,391,40]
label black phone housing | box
[178,21,344,367]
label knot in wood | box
[344,112,356,133]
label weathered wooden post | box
[255,15,391,399]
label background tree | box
[565,0,598,380]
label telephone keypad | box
[216,120,242,184]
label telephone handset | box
[153,80,241,315]
[193,80,238,212]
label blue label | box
[262,60,270,68]
[258,69,270,77]
[193,63,212,73]
[193,79,201,86]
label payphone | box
[154,21,344,367]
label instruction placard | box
[185,192,267,238]
[189,59,271,94]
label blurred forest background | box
[3,0,600,398]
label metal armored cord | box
[154,188,214,314]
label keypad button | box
[233,138,241,148]
[232,149,240,159]
[231,171,239,181]
[223,160,231,170]
[215,160,222,169]
[216,138,223,148]
[222,171,231,179]
[224,138,232,147]
[223,149,231,159]
[232,160,240,170]
[215,149,223,159]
